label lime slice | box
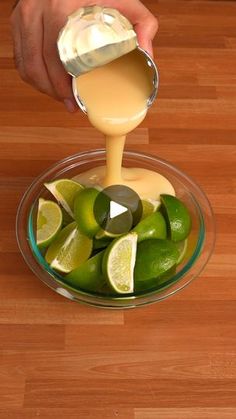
[74,187,101,238]
[160,194,192,242]
[134,239,179,282]
[141,198,161,220]
[36,198,62,248]
[133,211,167,242]
[65,251,106,291]
[44,179,84,218]
[102,232,138,294]
[176,239,188,264]
[45,221,92,273]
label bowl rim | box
[16,149,216,308]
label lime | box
[135,266,176,292]
[102,232,138,294]
[45,221,92,273]
[44,179,84,218]
[176,239,188,264]
[36,198,62,248]
[74,187,101,238]
[65,251,106,292]
[134,239,179,282]
[160,194,192,242]
[133,211,167,242]
[141,198,161,220]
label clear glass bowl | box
[16,150,215,309]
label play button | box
[93,185,143,236]
[110,201,128,219]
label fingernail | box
[64,98,77,113]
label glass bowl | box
[16,150,215,309]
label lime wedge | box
[74,187,101,238]
[160,194,192,242]
[36,198,62,248]
[45,221,92,273]
[102,232,138,294]
[134,239,179,282]
[176,239,188,264]
[44,179,84,218]
[65,251,105,291]
[133,211,167,242]
[141,198,161,220]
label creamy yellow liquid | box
[75,166,175,200]
[75,49,175,199]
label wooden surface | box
[1,0,236,417]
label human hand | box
[11,0,158,112]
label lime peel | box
[160,194,192,242]
[74,187,100,238]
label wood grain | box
[0,0,236,417]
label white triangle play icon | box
[110,201,128,219]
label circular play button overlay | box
[94,185,143,236]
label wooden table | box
[1,0,236,417]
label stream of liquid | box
[75,49,175,199]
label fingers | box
[11,1,57,99]
[11,0,77,111]
[134,10,158,57]
[43,11,77,112]
[100,0,158,56]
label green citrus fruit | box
[45,221,92,273]
[65,250,106,292]
[141,198,161,220]
[133,211,167,242]
[44,179,84,218]
[134,239,179,282]
[102,232,138,294]
[160,194,192,242]
[36,198,62,248]
[74,187,101,238]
